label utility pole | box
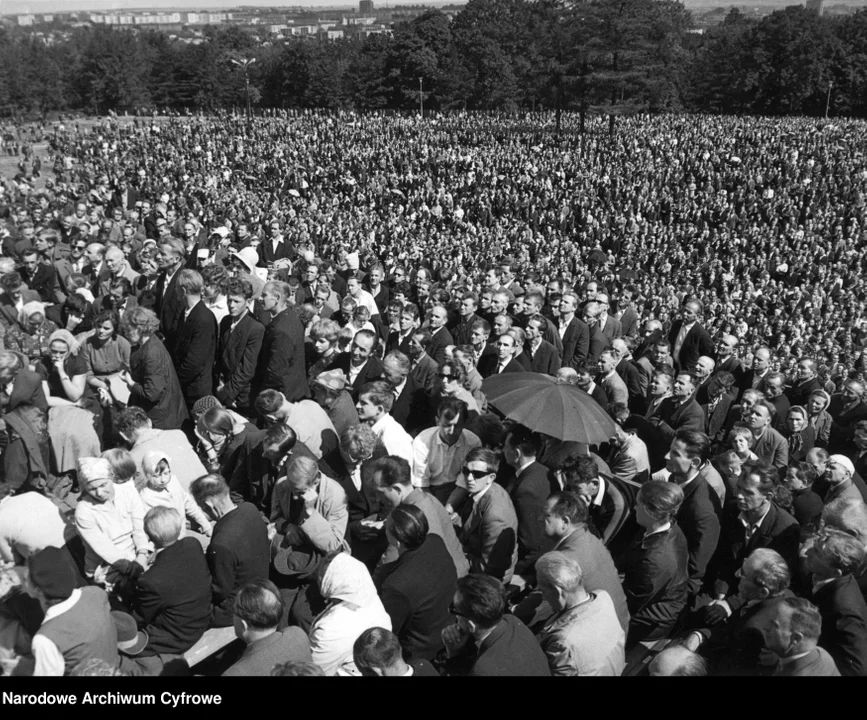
[419,77,423,118]
[231,57,256,124]
[825,80,833,119]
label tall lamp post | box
[825,80,833,119]
[231,57,256,124]
[419,77,424,118]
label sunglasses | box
[438,373,454,381]
[463,466,492,480]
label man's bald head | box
[649,646,708,677]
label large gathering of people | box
[0,109,866,677]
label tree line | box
[1,0,866,121]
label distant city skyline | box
[4,0,447,15]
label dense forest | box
[1,0,866,119]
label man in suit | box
[787,358,823,408]
[828,379,867,454]
[613,286,640,339]
[407,329,438,393]
[581,301,608,366]
[82,242,112,297]
[380,350,430,436]
[19,249,57,304]
[257,218,294,269]
[709,463,800,621]
[606,415,651,486]
[573,363,610,410]
[0,272,39,336]
[702,372,737,445]
[487,332,524,377]
[668,299,714,372]
[741,347,773,401]
[666,430,721,597]
[452,292,481,347]
[503,428,557,577]
[558,292,590,371]
[524,315,560,376]
[189,474,270,628]
[354,627,440,676]
[255,281,310,403]
[216,277,264,416]
[441,574,550,676]
[562,455,629,547]
[174,269,217,408]
[713,334,745,392]
[611,338,646,414]
[747,400,789,472]
[111,178,139,212]
[154,238,187,352]
[363,262,390,316]
[597,349,629,408]
[763,372,791,431]
[329,329,383,401]
[101,246,140,298]
[133,506,212,657]
[767,598,841,676]
[386,302,419,356]
[223,580,312,676]
[650,371,706,444]
[805,528,867,676]
[459,447,519,583]
[426,305,454,366]
[693,356,716,405]
[594,293,623,344]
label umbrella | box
[481,373,616,444]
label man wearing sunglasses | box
[458,447,518,583]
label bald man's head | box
[649,646,707,677]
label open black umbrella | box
[482,372,616,444]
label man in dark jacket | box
[805,528,867,676]
[668,299,714,372]
[440,574,550,676]
[190,474,270,628]
[650,371,706,444]
[216,277,264,415]
[255,281,309,403]
[154,238,187,352]
[174,270,217,408]
[133,506,212,657]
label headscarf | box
[808,389,831,413]
[48,329,81,356]
[19,301,46,327]
[141,450,171,480]
[318,552,382,610]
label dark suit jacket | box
[812,574,867,677]
[255,308,309,403]
[587,325,607,365]
[468,615,551,676]
[560,316,590,370]
[376,534,457,662]
[256,237,294,268]
[508,461,556,576]
[451,313,480,347]
[174,301,217,402]
[223,627,311,677]
[154,269,185,351]
[391,375,430,436]
[676,475,721,596]
[588,477,629,547]
[386,330,413,356]
[652,396,705,444]
[21,264,57,304]
[828,397,867,454]
[216,313,265,411]
[0,289,40,330]
[111,187,139,211]
[329,353,383,401]
[208,502,270,627]
[489,358,525,376]
[712,502,800,605]
[702,393,735,443]
[716,355,746,393]
[525,340,560,376]
[410,354,438,393]
[365,283,390,315]
[459,482,518,582]
[616,358,645,413]
[133,537,212,656]
[668,320,713,372]
[599,315,622,344]
[786,376,822,408]
[427,326,454,366]
[128,335,188,431]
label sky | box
[4,0,455,14]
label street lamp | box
[231,57,256,124]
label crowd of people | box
[0,109,866,677]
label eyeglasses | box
[463,466,492,480]
[438,373,454,381]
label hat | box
[78,457,114,485]
[345,252,359,270]
[313,369,347,393]
[829,455,855,477]
[192,395,222,417]
[230,246,259,274]
[272,540,320,578]
[111,611,148,656]
[28,547,76,600]
[211,227,229,238]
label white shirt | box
[205,294,229,325]
[371,414,413,466]
[348,359,368,387]
[351,289,380,317]
[412,426,481,489]
[558,314,573,340]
